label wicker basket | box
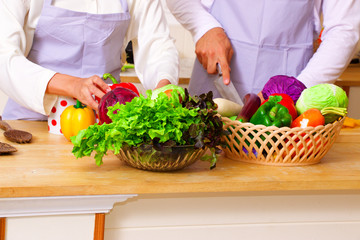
[221,117,345,166]
[116,145,207,171]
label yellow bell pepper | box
[60,100,95,141]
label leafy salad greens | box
[71,88,227,168]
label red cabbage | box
[261,75,306,104]
[98,87,138,124]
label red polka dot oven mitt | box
[48,96,77,135]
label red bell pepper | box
[261,93,297,120]
[103,73,139,95]
[95,73,139,103]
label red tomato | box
[262,93,297,120]
[291,108,325,128]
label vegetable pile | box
[71,87,226,168]
[295,83,348,124]
[224,75,349,159]
[227,76,348,128]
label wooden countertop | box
[0,121,360,198]
[336,64,360,87]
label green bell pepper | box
[250,95,292,127]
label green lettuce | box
[71,89,226,168]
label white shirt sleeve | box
[297,0,360,87]
[166,0,222,43]
[126,0,179,90]
[0,0,57,115]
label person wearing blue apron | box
[166,0,360,99]
[0,0,179,134]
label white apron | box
[3,0,130,134]
[189,0,314,99]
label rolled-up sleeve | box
[126,0,179,90]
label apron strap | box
[44,0,53,6]
[45,0,128,12]
[119,0,129,12]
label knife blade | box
[213,64,243,106]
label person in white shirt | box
[0,0,179,127]
[166,0,360,99]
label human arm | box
[166,0,232,84]
[125,0,179,90]
[0,0,57,115]
[0,0,111,114]
[46,74,110,110]
[297,0,360,87]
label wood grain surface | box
[0,121,359,198]
[337,65,360,87]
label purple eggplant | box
[237,93,261,122]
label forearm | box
[46,73,79,97]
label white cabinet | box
[104,192,360,240]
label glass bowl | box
[116,145,207,171]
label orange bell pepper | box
[291,108,325,128]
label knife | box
[213,64,243,106]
